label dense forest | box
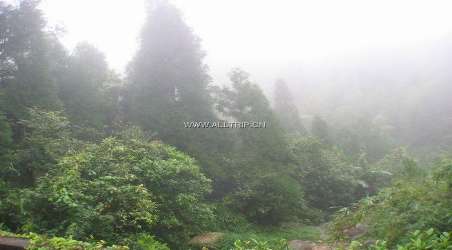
[0,0,451,249]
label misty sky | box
[39,0,452,85]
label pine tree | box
[57,43,116,131]
[125,0,214,150]
[273,78,306,135]
[215,69,305,224]
[0,0,61,121]
[216,68,291,174]
[311,115,331,144]
[0,112,12,154]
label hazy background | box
[38,0,452,81]
[2,1,452,246]
[35,0,452,153]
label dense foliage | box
[330,158,452,247]
[23,134,212,248]
[0,230,129,250]
[342,229,452,250]
[0,0,451,249]
[273,78,306,135]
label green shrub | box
[290,137,360,211]
[211,203,252,232]
[127,234,170,250]
[2,108,82,187]
[342,229,452,250]
[232,238,288,250]
[23,136,214,248]
[433,158,452,191]
[0,230,128,250]
[330,158,452,247]
[227,173,308,225]
[396,229,451,250]
[0,184,26,231]
[218,225,320,250]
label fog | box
[37,0,452,153]
[40,0,452,78]
[1,1,452,246]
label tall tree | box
[273,78,306,135]
[0,111,12,159]
[57,43,117,132]
[0,0,61,122]
[217,69,289,163]
[0,0,70,189]
[215,69,306,224]
[311,115,331,144]
[125,0,214,150]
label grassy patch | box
[217,225,321,250]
